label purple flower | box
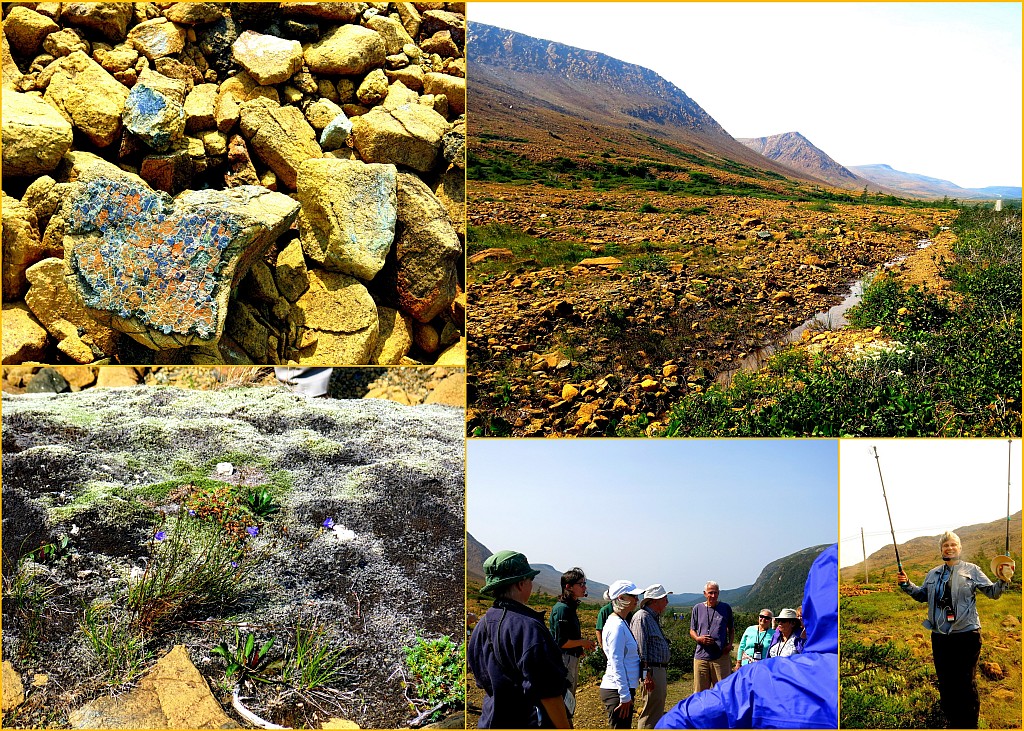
[231,561,238,568]
[246,526,259,537]
[322,517,335,530]
[188,510,196,517]
[154,531,167,541]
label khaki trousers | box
[693,655,731,693]
[636,666,668,728]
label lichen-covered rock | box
[127,17,186,61]
[374,173,462,323]
[365,14,416,56]
[2,302,48,364]
[280,3,361,23]
[2,194,48,301]
[350,84,449,172]
[183,83,218,132]
[297,158,397,280]
[43,51,130,148]
[371,305,413,364]
[1,92,73,177]
[123,68,187,151]
[24,264,102,370]
[274,238,310,302]
[423,72,464,115]
[231,30,302,86]
[3,7,59,56]
[62,177,299,349]
[61,3,133,43]
[162,3,224,26]
[2,661,24,711]
[303,25,386,76]
[293,268,379,364]
[1,385,461,727]
[356,68,389,106]
[238,97,321,189]
[319,110,353,151]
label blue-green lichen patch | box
[67,178,242,339]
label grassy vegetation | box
[81,603,153,687]
[656,206,1021,437]
[841,583,1021,728]
[403,635,465,722]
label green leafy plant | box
[402,635,465,722]
[81,603,152,686]
[244,489,280,518]
[3,556,59,659]
[282,619,350,690]
[212,629,279,685]
[29,535,71,563]
[639,202,659,214]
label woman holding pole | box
[897,531,1014,729]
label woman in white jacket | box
[601,580,645,729]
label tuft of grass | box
[127,514,253,628]
[283,619,351,690]
[4,557,59,659]
[81,603,152,686]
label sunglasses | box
[758,615,772,620]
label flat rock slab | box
[68,646,237,729]
[63,177,299,350]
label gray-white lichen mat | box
[1,385,464,728]
[1,2,466,366]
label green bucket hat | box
[481,550,540,596]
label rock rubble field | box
[468,184,955,436]
[2,1,466,366]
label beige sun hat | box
[990,555,1016,582]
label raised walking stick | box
[872,447,904,580]
[990,439,1016,582]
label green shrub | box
[639,202,659,214]
[403,635,465,721]
[81,603,152,686]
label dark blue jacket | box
[657,544,838,729]
[468,598,568,728]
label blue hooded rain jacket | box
[656,544,838,729]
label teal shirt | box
[737,624,774,665]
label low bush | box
[403,635,465,722]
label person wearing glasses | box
[630,583,674,728]
[897,530,1014,729]
[549,567,597,714]
[689,581,734,692]
[767,608,802,657]
[735,609,774,669]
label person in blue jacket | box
[656,544,838,729]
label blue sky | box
[839,440,1022,567]
[470,2,1022,189]
[468,440,838,593]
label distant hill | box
[468,23,819,184]
[739,132,894,194]
[469,533,826,611]
[841,511,1023,584]
[850,164,1022,201]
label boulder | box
[356,68,389,106]
[162,3,224,25]
[420,10,465,47]
[25,257,119,358]
[183,83,218,132]
[434,337,465,366]
[304,98,345,132]
[2,303,48,364]
[140,150,194,194]
[350,83,449,172]
[273,238,310,302]
[127,18,186,61]
[62,177,299,350]
[370,306,413,364]
[231,30,302,86]
[95,366,142,387]
[42,51,129,148]
[423,72,464,115]
[122,67,187,151]
[2,27,23,90]
[424,371,465,406]
[238,97,321,189]
[293,268,378,364]
[297,158,398,280]
[68,646,238,729]
[42,28,90,58]
[319,110,353,151]
[303,25,385,76]
[2,194,47,301]
[420,31,460,59]
[224,133,260,187]
[375,173,461,322]
[2,661,24,711]
[61,3,133,42]
[3,7,59,56]
[280,3,361,22]
[365,14,415,56]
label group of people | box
[468,545,840,729]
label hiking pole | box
[990,439,1016,581]
[871,447,904,580]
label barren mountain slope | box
[740,131,893,193]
